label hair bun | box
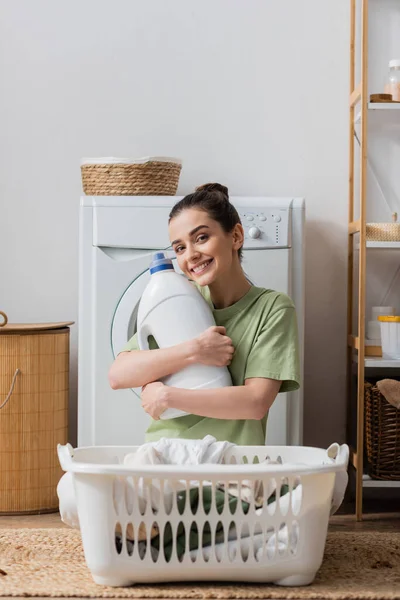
[195,182,229,200]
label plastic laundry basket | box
[58,443,349,588]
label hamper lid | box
[0,321,74,333]
[378,316,400,323]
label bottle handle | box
[137,324,150,351]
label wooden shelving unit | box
[348,0,400,521]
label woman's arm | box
[141,377,282,420]
[108,326,234,390]
[109,344,195,390]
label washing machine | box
[78,196,305,447]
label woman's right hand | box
[190,326,234,367]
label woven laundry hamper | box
[364,382,400,480]
[81,157,182,196]
[0,317,74,514]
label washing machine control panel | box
[238,208,290,248]
[91,199,292,250]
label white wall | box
[0,0,349,447]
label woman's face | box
[169,208,242,286]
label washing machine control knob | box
[248,226,261,239]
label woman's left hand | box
[141,381,169,420]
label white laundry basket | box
[58,443,349,588]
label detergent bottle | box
[137,252,232,419]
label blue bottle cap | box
[149,252,174,275]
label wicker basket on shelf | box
[81,157,182,196]
[366,212,400,241]
[364,382,400,480]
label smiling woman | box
[168,187,247,308]
[108,183,300,446]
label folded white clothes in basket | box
[123,434,234,466]
[121,435,281,518]
[121,435,236,518]
[117,436,284,556]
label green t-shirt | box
[121,286,300,446]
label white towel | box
[122,435,233,514]
[123,435,233,467]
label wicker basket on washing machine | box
[81,157,182,196]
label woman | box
[108,183,300,446]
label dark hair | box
[169,183,243,259]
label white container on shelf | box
[371,306,394,321]
[366,307,394,342]
[366,321,381,341]
[378,316,400,359]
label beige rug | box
[0,529,399,599]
